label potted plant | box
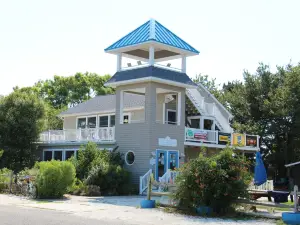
[140,174,156,208]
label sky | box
[0,0,299,95]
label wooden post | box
[294,185,298,213]
[9,171,13,194]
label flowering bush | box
[173,147,252,214]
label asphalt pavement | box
[0,205,129,225]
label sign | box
[232,133,245,146]
[186,128,207,141]
[194,130,207,140]
[246,135,257,147]
[218,132,231,145]
[158,136,177,147]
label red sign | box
[194,131,207,140]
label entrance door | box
[156,150,167,180]
[168,151,179,171]
[156,150,179,180]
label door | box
[168,151,179,171]
[156,150,167,180]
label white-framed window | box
[166,109,177,125]
[98,114,116,128]
[125,151,135,165]
[43,149,77,161]
[77,116,97,129]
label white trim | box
[162,103,166,124]
[105,76,197,89]
[285,161,300,168]
[60,107,144,118]
[117,53,122,72]
[184,142,259,152]
[125,150,135,166]
[197,83,233,118]
[149,46,155,65]
[177,92,181,126]
[105,40,198,58]
[181,55,186,73]
[120,90,124,124]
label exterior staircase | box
[186,85,233,133]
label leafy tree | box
[0,91,46,172]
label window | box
[167,110,176,125]
[125,151,135,165]
[77,118,86,129]
[87,117,96,128]
[65,151,75,160]
[204,119,213,130]
[77,117,96,129]
[99,116,109,127]
[123,115,129,124]
[54,151,63,161]
[44,151,52,161]
[190,119,200,128]
[110,115,115,127]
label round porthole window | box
[125,151,135,165]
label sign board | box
[186,128,207,141]
[246,135,257,147]
[232,133,245,146]
[158,136,177,147]
[218,132,231,145]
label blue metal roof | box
[105,20,199,54]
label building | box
[38,19,260,188]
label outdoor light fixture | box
[127,63,132,67]
[137,61,142,65]
[167,63,171,67]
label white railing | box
[40,127,115,143]
[159,170,180,184]
[185,127,218,144]
[139,169,152,195]
[248,180,274,191]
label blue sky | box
[0,0,299,95]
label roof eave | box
[105,40,199,57]
[104,76,197,89]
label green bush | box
[85,163,131,195]
[0,168,12,192]
[173,147,252,214]
[75,142,124,180]
[35,160,76,199]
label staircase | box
[186,86,232,133]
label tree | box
[0,91,46,172]
[221,63,300,177]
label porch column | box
[117,53,122,72]
[149,46,155,66]
[181,55,186,73]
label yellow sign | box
[219,135,229,142]
[232,133,245,146]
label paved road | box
[0,205,129,225]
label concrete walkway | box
[0,194,276,225]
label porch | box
[39,127,115,143]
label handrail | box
[139,169,152,195]
[159,170,179,184]
[39,127,115,143]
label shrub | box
[0,168,12,192]
[35,160,76,199]
[173,147,252,214]
[85,163,131,195]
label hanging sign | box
[218,132,231,145]
[186,128,207,141]
[232,133,245,146]
[246,135,257,147]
